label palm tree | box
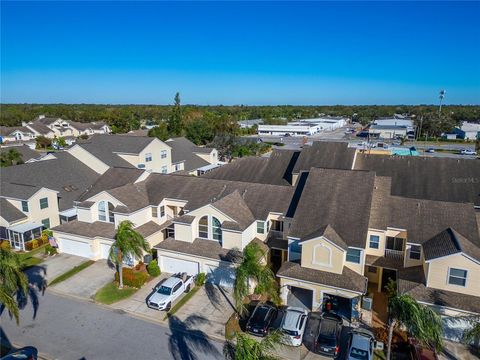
[109,220,150,289]
[386,294,443,360]
[233,242,279,316]
[463,316,480,345]
[223,330,282,360]
[0,248,29,324]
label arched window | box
[212,217,222,242]
[198,215,222,243]
[198,216,209,239]
[98,201,115,223]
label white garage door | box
[206,264,236,288]
[161,256,199,276]
[99,243,112,260]
[60,238,91,258]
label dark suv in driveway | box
[246,303,277,337]
[313,312,343,358]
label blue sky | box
[1,1,479,105]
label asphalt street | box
[1,289,224,360]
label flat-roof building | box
[257,117,348,136]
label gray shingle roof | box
[0,198,27,223]
[165,137,211,171]
[289,168,375,248]
[422,228,480,262]
[277,261,367,294]
[398,266,480,314]
[0,152,100,210]
[202,149,299,186]
[154,237,242,262]
[134,221,163,238]
[69,121,107,131]
[0,145,41,162]
[354,154,480,206]
[210,190,255,230]
[77,167,145,201]
[300,225,348,250]
[369,176,480,247]
[52,220,116,239]
[27,121,53,135]
[76,134,156,168]
[292,141,356,174]
[0,126,35,137]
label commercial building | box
[257,117,348,136]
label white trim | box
[300,235,346,252]
[312,243,332,268]
[155,248,234,264]
[426,252,480,266]
[416,301,480,316]
[84,190,127,207]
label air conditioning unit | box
[362,297,373,311]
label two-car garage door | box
[160,256,200,276]
[60,238,92,259]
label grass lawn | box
[19,244,47,269]
[49,260,95,286]
[95,282,138,304]
[374,350,386,360]
[163,286,200,321]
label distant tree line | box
[1,99,479,140]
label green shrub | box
[44,244,58,256]
[25,241,34,251]
[147,259,161,277]
[115,268,148,288]
[195,272,206,287]
[0,240,11,250]
[30,239,39,249]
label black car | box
[313,312,343,358]
[246,303,277,337]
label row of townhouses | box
[1,141,479,340]
[0,115,111,143]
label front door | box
[381,268,397,291]
[11,232,23,250]
[270,249,283,273]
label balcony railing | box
[384,248,404,261]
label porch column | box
[377,267,383,292]
[280,285,289,305]
[21,233,25,251]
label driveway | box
[25,253,88,289]
[50,259,114,299]
[110,273,171,320]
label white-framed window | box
[448,268,467,287]
[409,245,421,260]
[161,166,168,174]
[145,153,152,162]
[21,201,29,212]
[160,206,165,217]
[346,248,362,264]
[257,221,265,234]
[152,207,158,218]
[198,215,222,243]
[41,218,50,229]
[369,235,380,249]
[161,150,167,159]
[98,201,114,223]
[40,197,49,209]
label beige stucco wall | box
[195,149,218,164]
[223,229,242,250]
[426,253,480,297]
[115,207,151,228]
[6,189,60,228]
[300,237,345,275]
[174,222,194,243]
[67,144,109,174]
[241,222,257,249]
[365,229,386,256]
[279,277,361,309]
[77,206,94,223]
[117,139,172,173]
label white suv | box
[345,328,377,360]
[279,307,308,347]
